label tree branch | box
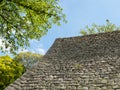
[11,1,57,17]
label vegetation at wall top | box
[80,20,120,35]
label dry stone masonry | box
[5,31,120,90]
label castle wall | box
[5,31,120,90]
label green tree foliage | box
[80,20,120,35]
[0,0,66,54]
[0,55,25,90]
[14,52,43,69]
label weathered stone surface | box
[5,31,120,90]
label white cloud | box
[30,39,39,43]
[0,38,46,56]
[18,48,29,53]
[0,39,3,46]
[17,47,46,55]
[0,38,4,47]
[29,40,46,55]
[35,47,46,55]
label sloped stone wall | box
[5,31,120,90]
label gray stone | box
[5,31,120,90]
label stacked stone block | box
[5,31,120,90]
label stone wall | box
[5,31,120,90]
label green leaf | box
[0,0,66,54]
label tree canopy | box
[80,20,120,35]
[0,55,25,89]
[0,0,66,54]
[14,52,43,69]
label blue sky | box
[1,0,120,56]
